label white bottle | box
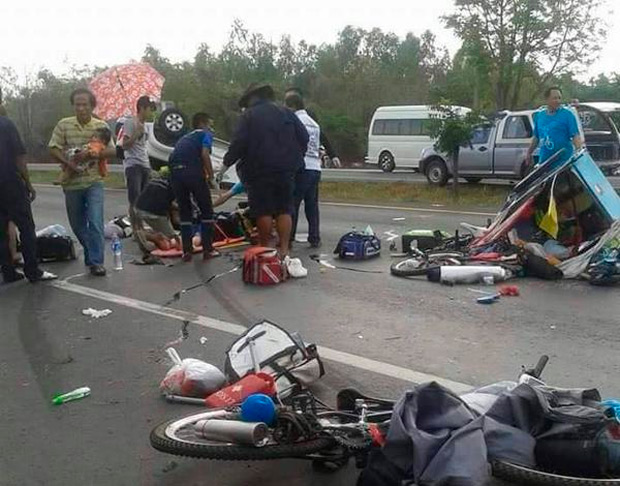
[428,266,510,285]
[112,237,123,271]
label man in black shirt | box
[223,83,308,257]
[0,110,56,283]
[134,175,180,260]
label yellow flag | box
[540,175,559,238]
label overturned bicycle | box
[150,322,620,485]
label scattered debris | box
[476,293,501,305]
[392,217,406,222]
[385,336,402,341]
[199,337,208,345]
[357,335,364,340]
[550,325,557,330]
[163,321,190,349]
[82,308,112,319]
[163,265,241,306]
[52,386,91,405]
[162,461,178,473]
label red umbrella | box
[89,63,165,120]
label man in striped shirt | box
[49,88,116,277]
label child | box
[58,127,112,184]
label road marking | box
[321,201,496,217]
[50,279,472,393]
[34,183,496,217]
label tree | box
[445,0,609,110]
[428,104,483,197]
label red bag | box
[204,372,276,408]
[243,247,285,285]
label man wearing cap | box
[122,96,156,235]
[49,88,116,277]
[222,83,309,257]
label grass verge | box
[319,181,510,209]
[29,170,509,209]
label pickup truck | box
[419,103,620,186]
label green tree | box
[445,0,608,110]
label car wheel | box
[158,108,187,141]
[426,159,449,186]
[464,177,482,184]
[379,152,395,172]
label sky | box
[1,0,618,84]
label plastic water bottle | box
[52,386,91,405]
[112,236,123,270]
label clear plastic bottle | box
[112,236,123,271]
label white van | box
[367,105,470,172]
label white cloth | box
[295,109,321,172]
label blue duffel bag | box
[334,231,381,260]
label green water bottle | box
[52,386,91,405]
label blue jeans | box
[64,183,105,266]
[292,169,321,245]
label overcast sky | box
[1,0,617,83]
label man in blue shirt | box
[527,86,583,168]
[169,112,218,261]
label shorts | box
[245,174,295,218]
[125,165,151,205]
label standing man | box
[526,86,583,168]
[0,102,56,283]
[284,87,341,168]
[122,96,156,234]
[169,112,219,262]
[222,83,309,257]
[49,88,115,277]
[285,92,322,248]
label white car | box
[122,107,240,187]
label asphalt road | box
[29,162,620,188]
[1,187,619,486]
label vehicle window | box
[578,109,612,133]
[398,119,412,135]
[471,126,491,144]
[383,119,400,135]
[502,116,532,139]
[420,120,431,136]
[372,120,385,135]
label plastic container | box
[52,386,91,405]
[240,394,277,425]
[427,266,510,285]
[111,237,123,270]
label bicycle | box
[150,356,620,485]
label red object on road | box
[470,252,503,262]
[89,63,165,120]
[499,285,520,296]
[204,372,276,408]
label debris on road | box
[52,386,91,405]
[162,461,178,473]
[392,217,406,222]
[199,337,208,345]
[163,321,190,348]
[160,348,226,398]
[82,308,112,319]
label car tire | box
[464,177,482,184]
[379,152,395,172]
[426,158,449,186]
[157,108,187,142]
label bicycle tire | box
[390,258,433,278]
[492,460,620,485]
[150,418,336,461]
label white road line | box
[33,183,496,217]
[50,279,472,393]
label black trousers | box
[171,170,214,253]
[0,179,40,281]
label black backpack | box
[37,235,76,262]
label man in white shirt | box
[285,92,322,248]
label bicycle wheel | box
[390,257,433,278]
[492,460,620,485]
[150,410,335,461]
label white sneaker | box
[284,256,308,278]
[38,271,58,281]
